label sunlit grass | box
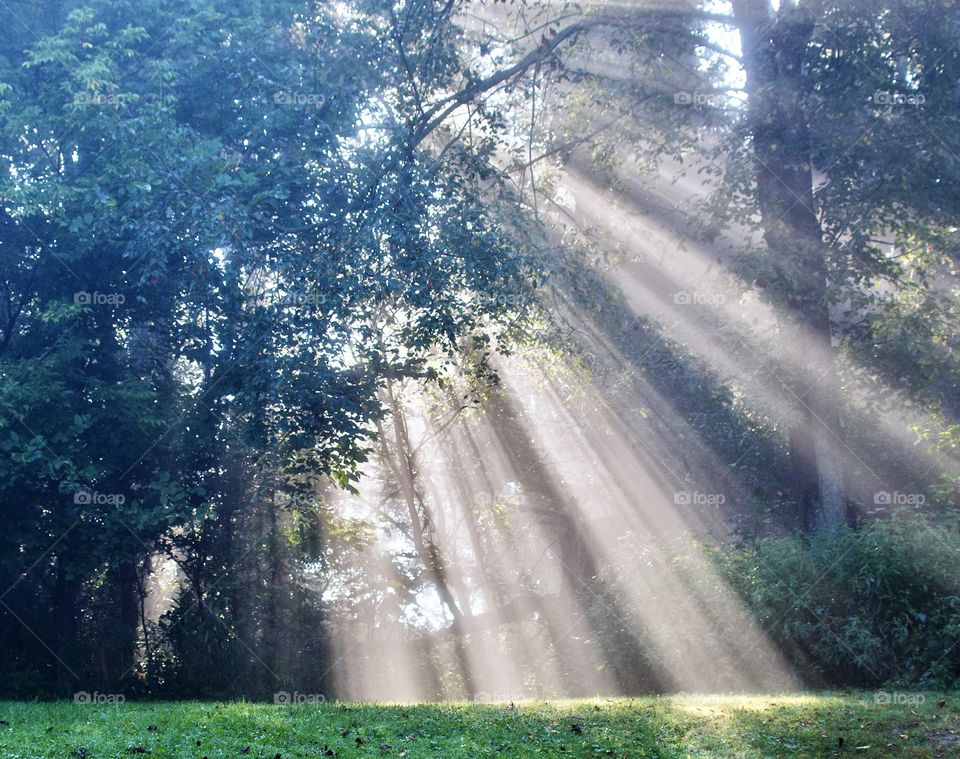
[1,693,957,757]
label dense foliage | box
[0,0,533,696]
[715,520,960,689]
[0,0,957,701]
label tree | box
[0,0,537,694]
[479,0,960,531]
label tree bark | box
[113,559,140,685]
[378,377,477,697]
[732,0,847,532]
[53,554,80,695]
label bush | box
[713,517,960,688]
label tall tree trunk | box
[481,390,646,694]
[265,489,282,682]
[732,0,846,532]
[138,555,152,672]
[53,554,80,695]
[378,377,477,697]
[112,559,140,686]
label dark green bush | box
[714,517,960,688]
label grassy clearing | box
[0,693,957,758]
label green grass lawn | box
[0,693,957,758]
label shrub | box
[713,517,960,688]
